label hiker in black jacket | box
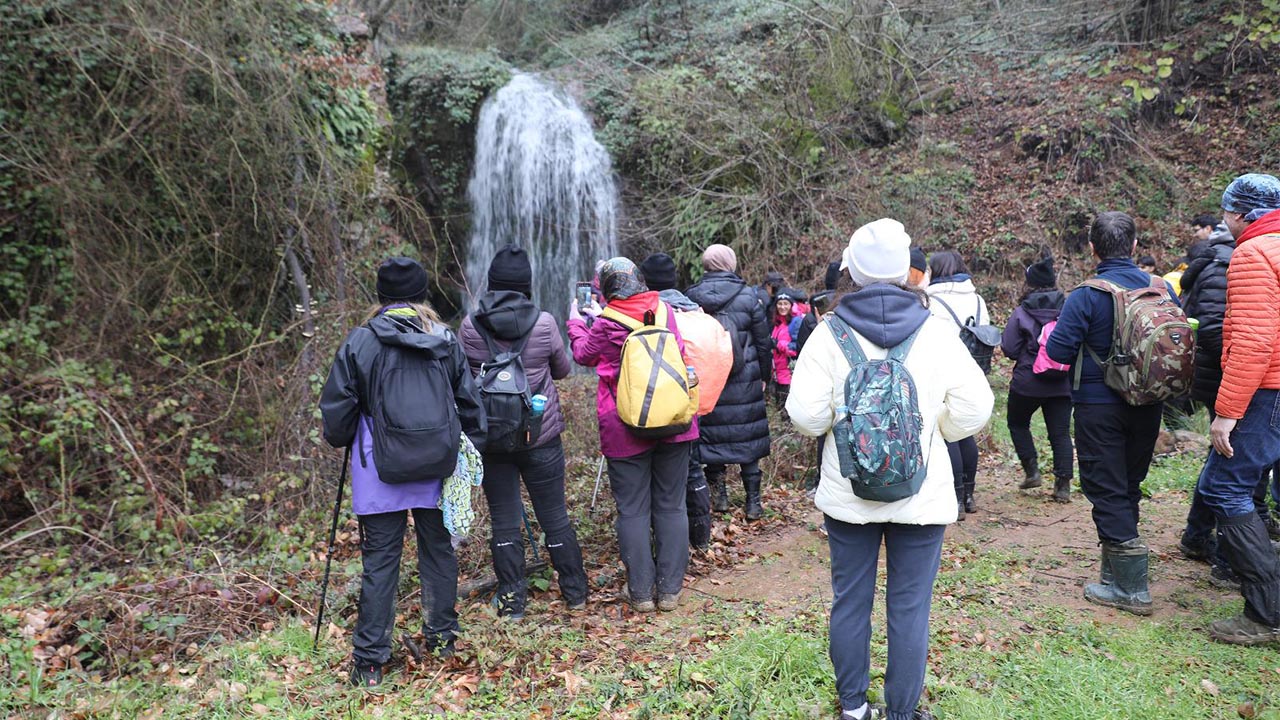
[686,244,772,520]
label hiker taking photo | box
[459,245,588,620]
[567,257,699,613]
[787,219,993,720]
[319,257,487,688]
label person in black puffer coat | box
[685,244,772,520]
[1181,221,1234,404]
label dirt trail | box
[688,458,1232,625]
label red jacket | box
[1217,210,1280,419]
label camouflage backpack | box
[1075,276,1195,406]
[826,316,928,503]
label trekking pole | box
[520,505,541,560]
[589,455,606,513]
[313,445,351,653]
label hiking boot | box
[1084,539,1152,616]
[1209,614,1280,646]
[743,471,763,521]
[1018,459,1043,490]
[1178,534,1213,563]
[868,704,935,720]
[349,662,384,689]
[956,502,966,521]
[707,469,730,513]
[1208,564,1241,590]
[657,592,680,612]
[963,493,977,514]
[1051,476,1071,503]
[622,582,656,613]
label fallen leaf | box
[1201,679,1220,696]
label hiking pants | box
[353,508,458,666]
[946,437,978,500]
[607,440,692,600]
[1196,389,1280,626]
[482,437,588,612]
[825,517,945,720]
[1073,402,1163,544]
[686,440,711,549]
[1006,391,1073,482]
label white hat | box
[840,218,912,286]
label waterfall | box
[465,72,620,319]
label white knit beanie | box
[840,218,912,286]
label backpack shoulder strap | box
[826,315,868,366]
[931,295,963,327]
[886,327,923,362]
[601,306,642,331]
[1073,278,1126,370]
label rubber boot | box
[489,533,527,619]
[707,466,730,513]
[1084,539,1152,616]
[545,530,588,609]
[1214,512,1280,634]
[742,467,763,521]
[1099,546,1113,586]
[1019,457,1043,490]
[686,451,712,550]
[1051,475,1071,503]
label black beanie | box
[909,247,927,273]
[1025,255,1056,288]
[488,244,533,296]
[640,252,678,291]
[376,257,429,302]
[823,261,841,291]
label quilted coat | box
[1179,226,1235,404]
[685,271,772,465]
[1216,210,1280,419]
[786,285,994,525]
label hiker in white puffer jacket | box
[786,220,993,720]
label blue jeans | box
[1198,390,1280,519]
[826,517,945,720]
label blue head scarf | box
[1222,173,1280,222]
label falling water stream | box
[465,72,619,319]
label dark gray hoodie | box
[833,284,931,349]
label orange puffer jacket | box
[1217,209,1280,419]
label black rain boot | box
[742,467,763,521]
[1212,512,1280,643]
[707,466,730,513]
[489,533,527,619]
[1051,475,1071,503]
[686,453,712,550]
[545,530,589,610]
[1099,546,1113,586]
[1084,538,1152,616]
[1019,457,1043,490]
[963,472,977,514]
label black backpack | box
[474,323,541,453]
[933,295,1003,374]
[365,322,462,484]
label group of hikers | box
[319,171,1280,719]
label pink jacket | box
[566,295,699,458]
[771,319,797,385]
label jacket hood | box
[927,278,977,296]
[688,271,748,313]
[1021,289,1064,313]
[607,290,661,322]
[367,311,451,358]
[1207,223,1234,247]
[475,290,540,340]
[1238,208,1280,245]
[834,285,931,348]
[658,288,701,311]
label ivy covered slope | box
[0,1,384,571]
[387,0,1280,297]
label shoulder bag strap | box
[600,305,642,331]
[932,295,963,329]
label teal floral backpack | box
[826,316,928,502]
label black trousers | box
[1006,391,1074,481]
[353,508,458,665]
[1073,402,1163,544]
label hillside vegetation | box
[2,0,1280,715]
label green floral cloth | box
[441,433,484,537]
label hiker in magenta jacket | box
[770,292,799,408]
[566,257,697,613]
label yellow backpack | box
[601,303,697,438]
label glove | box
[568,299,583,322]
